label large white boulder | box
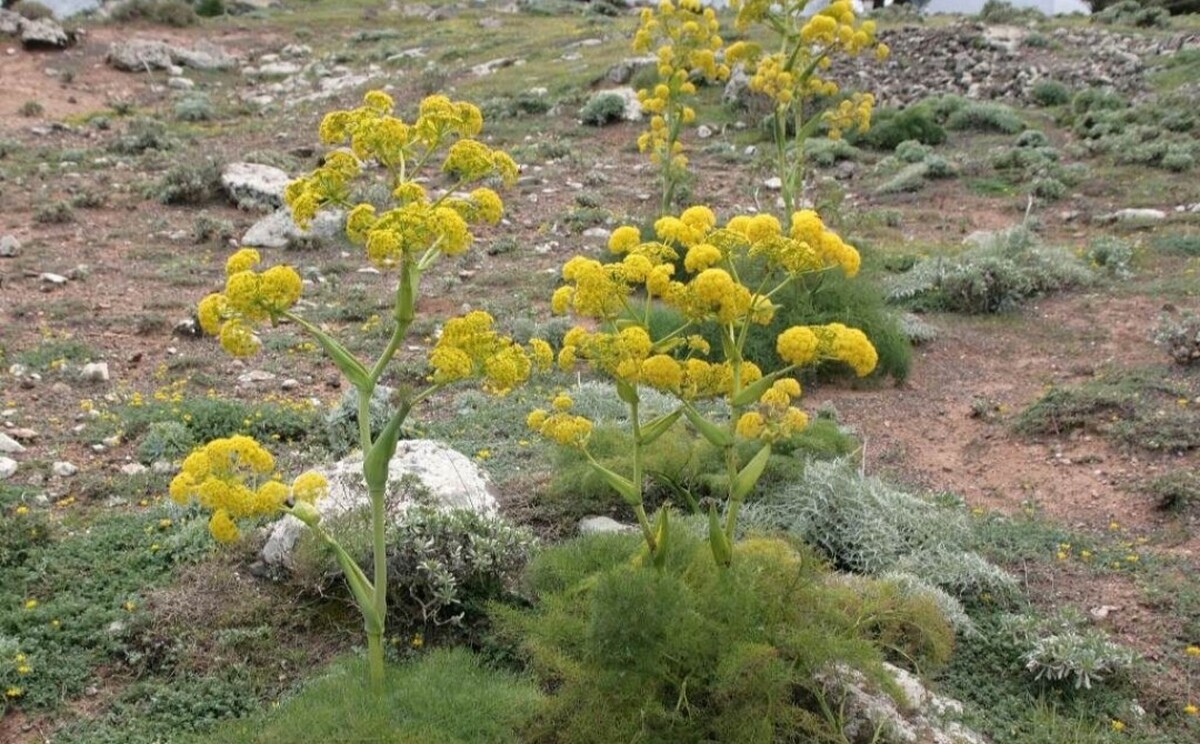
[241,207,345,249]
[259,440,498,569]
[221,162,291,211]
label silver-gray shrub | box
[1001,609,1138,689]
[886,226,1093,313]
[739,459,1016,607]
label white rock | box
[107,39,234,73]
[167,76,195,90]
[152,460,176,475]
[221,162,292,211]
[764,177,783,190]
[1105,208,1166,224]
[255,62,301,77]
[0,457,16,480]
[579,516,637,535]
[80,362,110,383]
[120,463,147,476]
[242,207,346,249]
[280,378,300,390]
[260,440,498,569]
[697,124,714,139]
[0,234,20,258]
[0,433,24,454]
[40,272,68,285]
[52,461,78,477]
[581,227,612,241]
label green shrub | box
[579,92,627,126]
[980,0,1045,22]
[1071,88,1128,118]
[115,394,321,446]
[192,212,236,244]
[109,118,174,154]
[0,510,52,569]
[294,503,535,636]
[1146,470,1200,511]
[887,226,1093,314]
[194,0,225,17]
[195,650,543,744]
[804,136,860,167]
[174,94,216,122]
[109,0,200,27]
[945,102,1025,134]
[1016,130,1050,149]
[740,459,1016,605]
[1094,0,1171,27]
[18,100,44,118]
[719,268,913,383]
[1154,311,1200,366]
[34,200,75,224]
[1030,80,1070,107]
[923,155,956,179]
[492,530,953,743]
[894,139,930,163]
[155,159,222,205]
[1030,176,1067,201]
[136,420,197,464]
[858,105,946,150]
[877,162,931,194]
[1161,145,1195,172]
[1085,236,1134,278]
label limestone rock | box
[52,461,78,478]
[221,162,291,211]
[579,516,637,535]
[0,433,25,454]
[19,17,74,49]
[0,457,16,480]
[241,207,346,249]
[259,440,498,569]
[107,39,234,73]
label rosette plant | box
[530,206,877,568]
[181,91,547,690]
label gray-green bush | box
[579,92,627,126]
[945,102,1025,134]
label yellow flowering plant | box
[188,90,540,691]
[633,0,730,214]
[727,0,888,223]
[531,206,877,567]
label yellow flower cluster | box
[527,393,593,449]
[823,92,875,141]
[777,322,878,377]
[632,1,728,179]
[735,378,809,442]
[286,91,517,269]
[197,248,303,358]
[428,311,549,395]
[787,209,861,277]
[168,435,329,543]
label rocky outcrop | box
[106,39,235,72]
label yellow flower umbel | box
[168,435,328,543]
[633,0,730,213]
[728,0,888,223]
[197,248,303,357]
[544,208,877,567]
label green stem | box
[629,398,655,554]
[366,630,385,694]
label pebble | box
[101,435,121,448]
[281,378,300,390]
[764,177,783,190]
[0,457,16,480]
[40,272,69,285]
[167,76,195,90]
[237,370,277,384]
[120,463,147,476]
[52,461,78,477]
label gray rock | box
[260,440,498,569]
[79,362,109,383]
[722,65,754,109]
[40,272,68,286]
[107,39,234,73]
[241,207,345,249]
[237,369,276,384]
[579,516,637,535]
[606,55,656,85]
[1104,208,1166,224]
[52,461,78,477]
[0,433,24,455]
[0,235,19,258]
[167,76,195,90]
[472,57,518,76]
[0,457,17,480]
[221,162,291,211]
[19,17,74,49]
[120,463,148,476]
[0,8,23,35]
